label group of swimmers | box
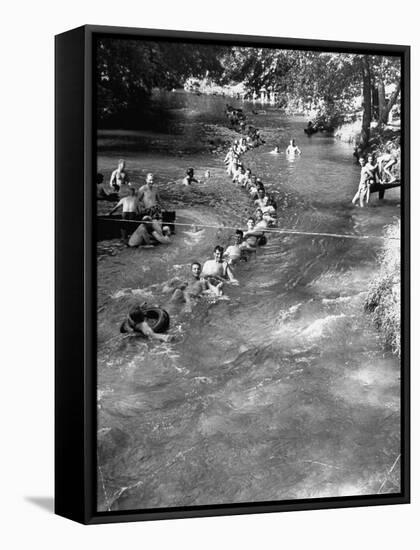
[163,125,290,316]
[352,149,399,207]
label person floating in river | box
[120,304,172,342]
[109,159,130,192]
[202,245,238,285]
[183,167,200,186]
[270,146,280,154]
[167,261,223,312]
[286,138,301,156]
[108,187,139,220]
[352,157,372,208]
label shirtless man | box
[168,262,223,311]
[109,159,130,191]
[254,189,269,209]
[202,245,238,284]
[138,173,162,214]
[224,230,247,265]
[286,139,301,156]
[108,187,139,219]
[128,214,171,247]
[377,149,399,183]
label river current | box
[96,91,401,511]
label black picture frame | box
[55,24,410,525]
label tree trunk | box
[378,80,386,124]
[360,56,372,150]
[379,81,401,125]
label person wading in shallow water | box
[138,173,162,215]
[286,138,301,156]
[108,187,139,220]
[109,159,130,191]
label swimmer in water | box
[286,139,301,156]
[270,146,280,154]
[224,230,247,265]
[168,262,223,312]
[120,304,172,342]
[183,167,200,185]
[202,245,238,285]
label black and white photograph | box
[95,34,405,513]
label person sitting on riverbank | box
[224,230,247,265]
[202,245,238,285]
[138,172,162,215]
[108,187,139,219]
[120,303,172,342]
[128,214,171,247]
[366,154,380,184]
[377,148,399,183]
[109,159,130,192]
[352,157,371,208]
[167,261,223,312]
[286,139,301,156]
[183,167,200,186]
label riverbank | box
[365,220,401,356]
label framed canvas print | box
[55,25,410,524]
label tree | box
[97,38,226,122]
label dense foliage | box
[97,38,401,141]
[365,221,401,356]
[97,39,225,121]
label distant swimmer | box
[270,146,280,154]
[108,187,139,219]
[286,139,301,156]
[202,245,238,285]
[183,167,200,186]
[138,172,162,214]
[109,159,130,191]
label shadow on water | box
[96,91,401,512]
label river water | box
[96,91,401,512]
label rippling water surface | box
[96,91,401,511]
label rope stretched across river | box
[169,221,400,241]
